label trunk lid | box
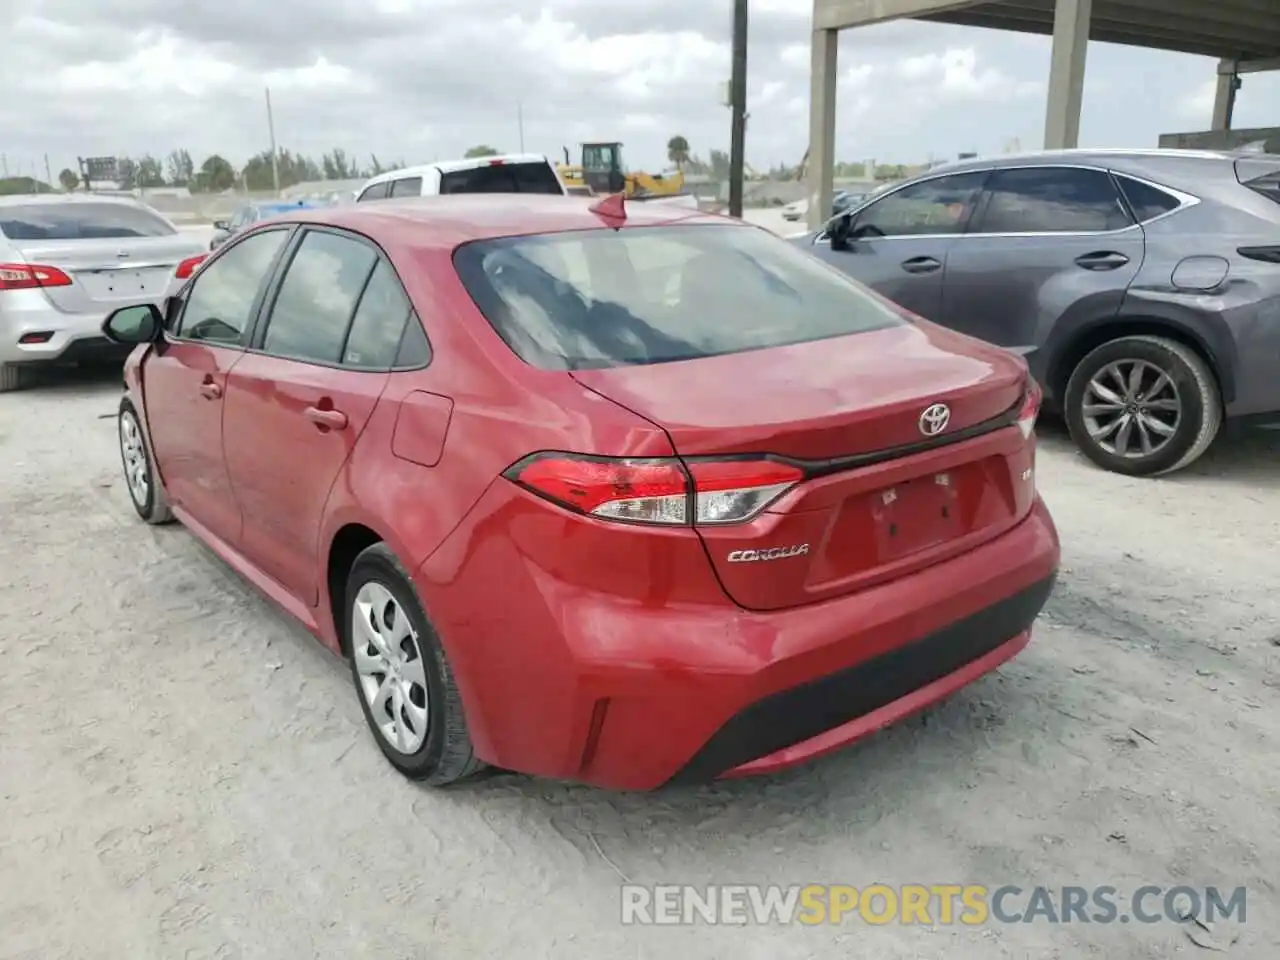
[572,321,1037,611]
[12,235,203,312]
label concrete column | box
[1043,0,1092,149]
[806,26,838,231]
[1212,59,1240,131]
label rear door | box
[220,227,408,605]
[811,171,989,321]
[941,165,1143,351]
[0,200,202,311]
[144,227,293,547]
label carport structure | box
[806,0,1280,227]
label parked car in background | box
[210,199,320,251]
[354,154,568,202]
[782,190,868,223]
[100,193,1058,790]
[0,194,206,391]
[791,148,1280,477]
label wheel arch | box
[325,521,388,657]
[1046,315,1229,412]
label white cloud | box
[3,0,1278,185]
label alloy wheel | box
[1081,358,1182,459]
[119,410,150,507]
[352,581,430,754]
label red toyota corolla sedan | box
[101,194,1059,790]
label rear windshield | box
[454,224,904,370]
[0,202,176,241]
[439,162,564,196]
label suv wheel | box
[1064,335,1221,477]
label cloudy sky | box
[3,0,1279,181]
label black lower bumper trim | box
[667,573,1057,785]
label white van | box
[354,154,568,202]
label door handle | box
[1074,251,1130,270]
[199,381,221,400]
[900,256,942,274]
[303,405,348,430]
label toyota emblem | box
[918,403,951,436]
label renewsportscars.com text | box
[620,884,1247,926]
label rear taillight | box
[0,262,73,291]
[505,453,805,526]
[1017,379,1042,440]
[174,254,207,279]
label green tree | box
[666,135,690,170]
[708,149,731,180]
[464,145,500,158]
[58,168,79,192]
[137,154,165,188]
[0,177,53,196]
[115,157,138,190]
[193,154,236,193]
[166,149,194,186]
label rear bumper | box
[0,294,121,365]
[418,495,1060,790]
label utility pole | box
[265,87,281,195]
[727,0,749,218]
[44,154,52,187]
[517,102,525,153]
[1,154,8,178]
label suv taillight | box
[504,453,804,526]
[0,262,72,291]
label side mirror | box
[829,214,853,251]
[212,219,230,231]
[102,303,163,344]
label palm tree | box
[667,135,691,171]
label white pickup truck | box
[353,154,701,210]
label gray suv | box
[792,149,1280,477]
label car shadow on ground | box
[11,363,124,396]
[1036,415,1279,488]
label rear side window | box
[0,202,176,240]
[439,162,563,195]
[454,224,904,371]
[342,259,413,369]
[976,167,1132,233]
[1115,176,1181,222]
[390,177,423,198]
[261,231,377,364]
[176,228,289,345]
[357,181,390,202]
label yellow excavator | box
[557,142,687,199]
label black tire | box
[118,398,174,524]
[344,543,484,785]
[1064,335,1221,477]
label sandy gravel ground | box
[2,371,1279,958]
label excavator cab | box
[581,142,627,195]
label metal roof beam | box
[812,0,984,31]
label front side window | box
[357,181,391,202]
[0,201,177,241]
[454,223,905,371]
[849,172,989,238]
[976,167,1133,234]
[260,230,377,364]
[390,177,423,198]
[176,228,289,345]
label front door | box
[143,227,292,547]
[942,165,1143,353]
[811,170,990,322]
[220,228,400,604]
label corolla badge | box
[918,402,951,436]
[727,544,810,563]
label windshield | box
[0,202,177,240]
[454,224,904,370]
